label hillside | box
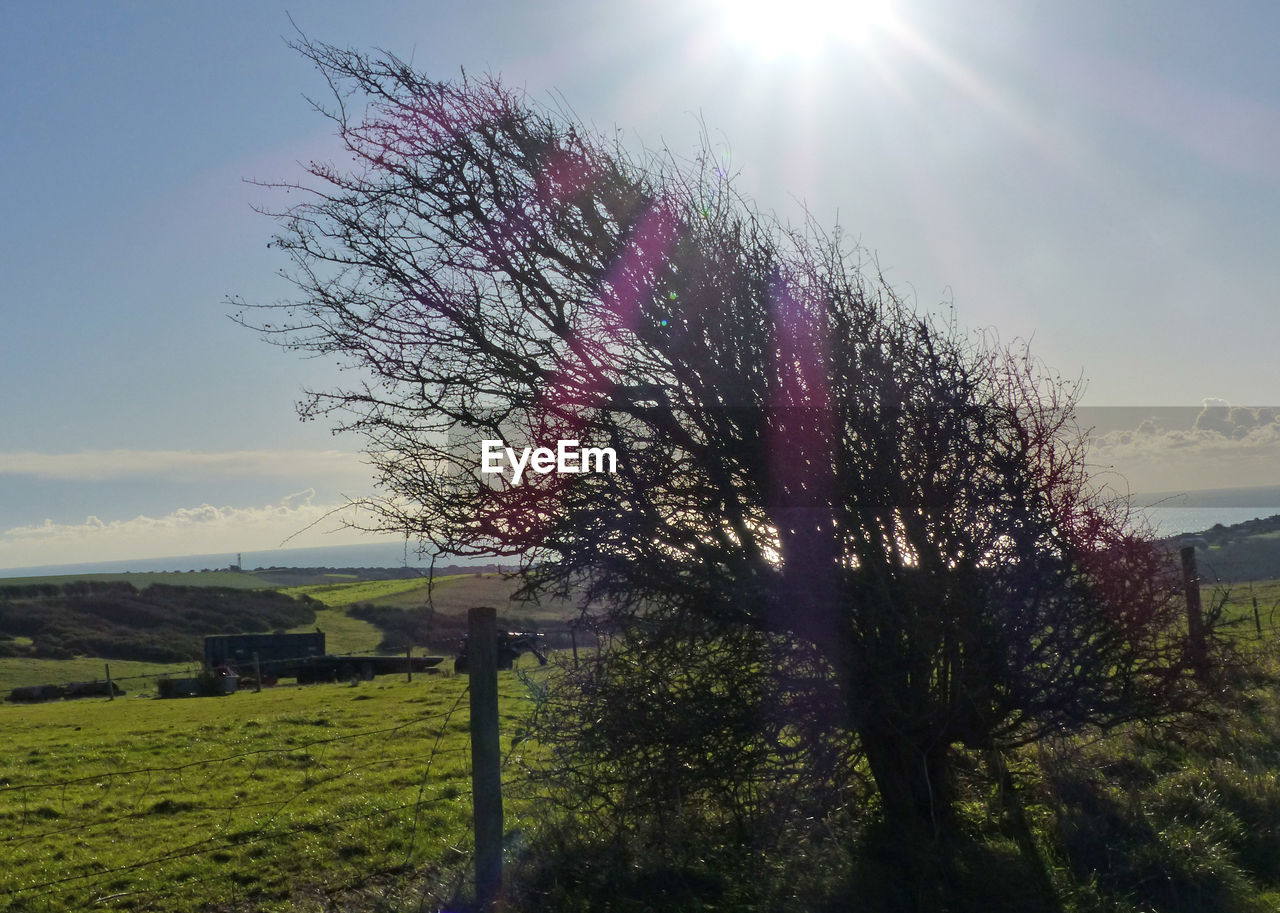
[8,513,1279,687]
[289,572,588,653]
[0,570,589,693]
[0,582,318,663]
[1166,513,1280,582]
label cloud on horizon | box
[0,490,389,570]
[1088,401,1280,494]
[0,449,369,482]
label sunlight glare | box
[716,0,899,59]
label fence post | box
[407,645,413,683]
[253,652,262,693]
[571,626,579,669]
[468,606,503,909]
[1254,596,1263,637]
[105,663,114,701]
[1181,546,1207,671]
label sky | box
[2,0,1279,571]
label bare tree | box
[242,38,1196,865]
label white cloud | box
[0,491,386,569]
[1088,405,1280,493]
[0,449,369,482]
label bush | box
[0,584,317,662]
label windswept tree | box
[243,38,1196,869]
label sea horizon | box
[3,506,1277,579]
[1137,506,1280,537]
[0,540,489,579]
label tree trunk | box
[861,722,956,843]
[857,720,958,911]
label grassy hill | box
[0,565,444,590]
[277,571,581,620]
[1168,513,1280,582]
[0,582,318,664]
[278,575,449,608]
[0,571,588,694]
[282,572,588,654]
[3,526,1272,698]
[0,657,196,696]
[10,555,1280,909]
[0,569,275,589]
[0,672,542,913]
[286,608,384,654]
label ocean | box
[0,541,460,579]
[2,508,1275,579]
[1139,507,1279,538]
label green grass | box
[0,671,541,913]
[0,658,195,696]
[0,574,456,694]
[405,574,585,623]
[1033,661,1280,913]
[0,570,273,590]
[277,576,449,608]
[278,573,583,623]
[1205,579,1280,639]
[288,608,385,654]
[1213,579,1280,615]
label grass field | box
[278,576,452,608]
[281,573,584,623]
[0,669,542,913]
[9,559,1280,911]
[416,574,583,622]
[1214,579,1280,615]
[0,575,542,695]
[0,571,274,590]
[1206,578,1280,640]
[288,608,385,655]
[0,658,195,697]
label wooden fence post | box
[1254,595,1263,637]
[468,606,503,909]
[253,652,262,693]
[1181,546,1207,671]
[571,626,579,670]
[407,645,413,683]
[105,663,114,701]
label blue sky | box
[2,0,1278,569]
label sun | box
[714,0,899,59]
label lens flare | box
[715,0,899,58]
